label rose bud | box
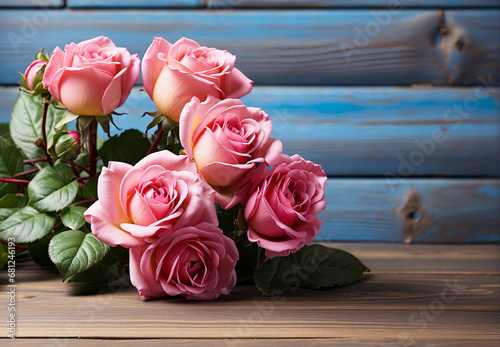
[244,155,327,259]
[24,59,48,91]
[141,37,253,123]
[43,36,140,116]
[48,131,80,161]
[66,130,81,146]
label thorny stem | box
[41,98,53,166]
[23,158,48,164]
[12,168,40,178]
[146,126,165,156]
[88,117,98,178]
[69,161,80,178]
[0,177,30,185]
[71,199,96,207]
[70,160,91,174]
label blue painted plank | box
[1,86,498,177]
[67,0,205,8]
[317,178,500,242]
[208,0,500,8]
[0,0,64,7]
[0,10,498,85]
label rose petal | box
[85,201,145,248]
[141,37,172,97]
[58,66,114,115]
[221,67,253,99]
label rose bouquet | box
[0,36,369,300]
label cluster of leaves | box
[218,206,370,296]
[0,92,150,287]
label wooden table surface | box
[2,243,499,346]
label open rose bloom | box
[180,96,283,209]
[244,155,327,259]
[43,36,140,116]
[84,151,218,248]
[130,223,238,300]
[141,37,253,122]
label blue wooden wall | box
[0,0,499,242]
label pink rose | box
[43,36,140,116]
[24,59,47,90]
[84,151,217,248]
[141,37,253,122]
[130,223,238,300]
[180,95,283,209]
[244,155,327,259]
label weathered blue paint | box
[2,86,498,177]
[0,10,498,85]
[0,0,64,7]
[67,0,205,8]
[317,178,500,242]
[0,6,498,244]
[208,0,500,8]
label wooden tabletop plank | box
[5,272,499,339]
[318,243,500,274]
[0,10,498,86]
[4,337,500,346]
[1,244,498,341]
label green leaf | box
[0,136,24,195]
[254,244,370,296]
[29,235,55,267]
[254,256,295,296]
[10,93,65,159]
[28,163,79,212]
[0,123,11,142]
[55,110,79,130]
[60,206,87,230]
[100,129,151,166]
[235,243,259,284]
[0,245,9,270]
[0,194,28,221]
[79,178,97,200]
[67,261,124,286]
[0,206,56,243]
[49,229,109,280]
[292,245,370,290]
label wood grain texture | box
[316,243,500,274]
[1,252,498,340]
[0,10,498,85]
[4,337,500,346]
[208,0,500,9]
[0,0,63,7]
[67,0,205,8]
[318,179,500,242]
[2,86,498,177]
